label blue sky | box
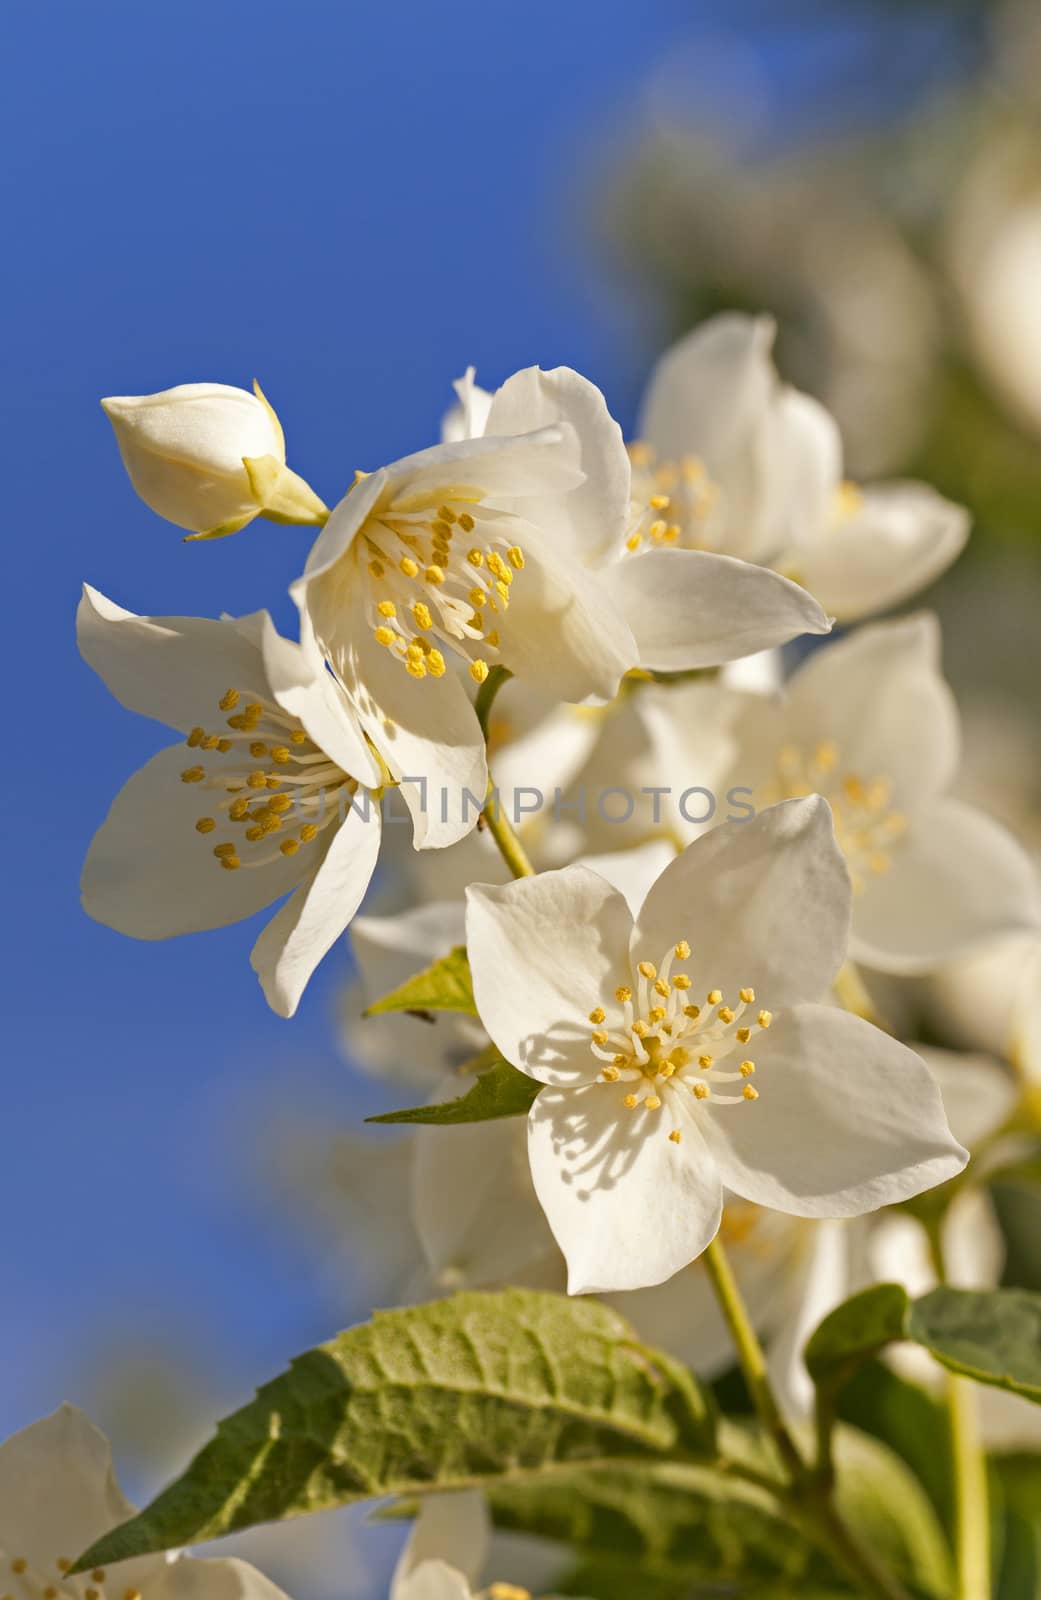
[0,0,967,1587]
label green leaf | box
[805,1284,911,1389]
[838,1361,954,1537]
[481,1423,952,1599]
[71,1289,716,1572]
[908,1288,1041,1403]
[363,944,475,1016]
[367,1053,539,1126]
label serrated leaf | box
[364,944,475,1016]
[71,1290,716,1572]
[367,1055,539,1125]
[805,1284,911,1387]
[908,1288,1041,1404]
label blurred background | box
[3,1,1041,1595]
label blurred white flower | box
[643,614,1041,973]
[102,381,326,539]
[78,585,384,1017]
[632,314,968,619]
[466,798,966,1294]
[0,1405,291,1600]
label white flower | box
[633,314,969,619]
[466,796,966,1294]
[102,382,326,539]
[926,932,1041,1073]
[391,1491,553,1600]
[695,613,1041,973]
[0,1405,291,1600]
[78,585,385,1017]
[439,362,830,677]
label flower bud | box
[101,380,327,538]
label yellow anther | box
[683,1004,701,1019]
[739,987,755,1004]
[626,533,642,552]
[739,1060,755,1076]
[43,1589,57,1599]
[654,978,671,997]
[623,1093,640,1109]
[736,1027,751,1043]
[374,625,396,647]
[650,493,670,510]
[124,1591,143,1600]
[757,1010,772,1028]
[280,838,300,856]
[229,797,250,820]
[217,737,232,752]
[376,599,397,618]
[247,771,268,789]
[195,817,217,834]
[187,726,205,746]
[220,855,241,871]
[638,960,657,979]
[663,524,680,542]
[507,545,525,569]
[213,842,237,858]
[673,974,691,990]
[693,1082,710,1099]
[12,1562,27,1576]
[368,559,384,578]
[648,519,668,542]
[86,1591,100,1600]
[219,688,240,710]
[412,602,432,630]
[669,1128,683,1144]
[427,649,446,677]
[300,823,318,842]
[601,1065,620,1082]
[396,556,418,578]
[649,1006,665,1023]
[267,794,292,815]
[487,551,506,578]
[469,587,486,608]
[615,987,632,1007]
[265,776,281,790]
[249,741,267,757]
[431,519,452,539]
[406,658,427,678]
[707,989,722,1005]
[181,765,205,783]
[199,734,219,750]
[425,564,446,585]
[718,1005,734,1024]
[632,1020,649,1038]
[495,580,510,603]
[57,1562,72,1574]
[271,746,291,764]
[458,511,475,531]
[591,1030,608,1046]
[645,1096,662,1110]
[226,713,246,729]
[589,1007,606,1024]
[92,1573,106,1585]
[698,1054,713,1070]
[245,825,264,842]
[470,659,490,683]
[437,505,457,524]
[612,1053,628,1066]
[674,940,691,959]
[466,548,484,567]
[743,1084,759,1101]
[485,630,500,648]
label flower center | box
[587,940,772,1144]
[180,687,358,874]
[624,442,720,554]
[769,741,907,894]
[1,1552,141,1600]
[357,485,525,684]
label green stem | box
[703,1231,914,1600]
[925,1222,991,1600]
[473,666,535,881]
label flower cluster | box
[50,311,1041,1598]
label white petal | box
[392,1490,488,1596]
[781,612,960,807]
[638,315,779,554]
[767,1219,851,1419]
[154,1556,293,1600]
[466,867,633,1085]
[491,522,636,701]
[528,1083,723,1293]
[701,1005,967,1216]
[441,366,494,442]
[631,797,851,1010]
[914,1046,1019,1150]
[485,365,632,566]
[395,1563,473,1600]
[601,548,830,672]
[576,840,677,917]
[794,481,970,621]
[851,798,1041,975]
[413,1096,550,1286]
[261,613,381,787]
[0,1406,162,1592]
[758,387,842,556]
[78,585,274,736]
[82,745,308,937]
[251,803,382,1017]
